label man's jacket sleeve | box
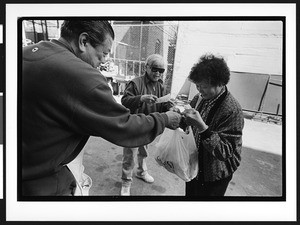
[70,77,168,148]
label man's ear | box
[78,32,89,52]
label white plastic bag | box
[66,150,92,196]
[155,127,198,182]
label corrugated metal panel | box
[261,80,282,115]
[227,72,270,112]
[177,77,191,97]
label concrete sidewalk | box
[82,96,282,197]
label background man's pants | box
[22,166,76,196]
[122,145,148,185]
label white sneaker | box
[120,185,131,196]
[135,171,154,183]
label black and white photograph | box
[2,1,297,223]
[20,18,283,198]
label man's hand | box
[182,108,208,132]
[169,106,181,114]
[165,111,182,130]
[141,94,157,104]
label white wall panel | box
[171,21,283,97]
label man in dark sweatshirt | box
[22,20,181,196]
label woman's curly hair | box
[188,53,230,86]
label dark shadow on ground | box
[227,146,282,196]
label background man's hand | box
[165,111,182,130]
[141,94,157,104]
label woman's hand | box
[182,108,208,132]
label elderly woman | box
[183,53,244,197]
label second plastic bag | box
[154,127,198,182]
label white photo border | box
[6,3,296,221]
[0,23,3,200]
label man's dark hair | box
[60,20,115,47]
[188,53,230,86]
